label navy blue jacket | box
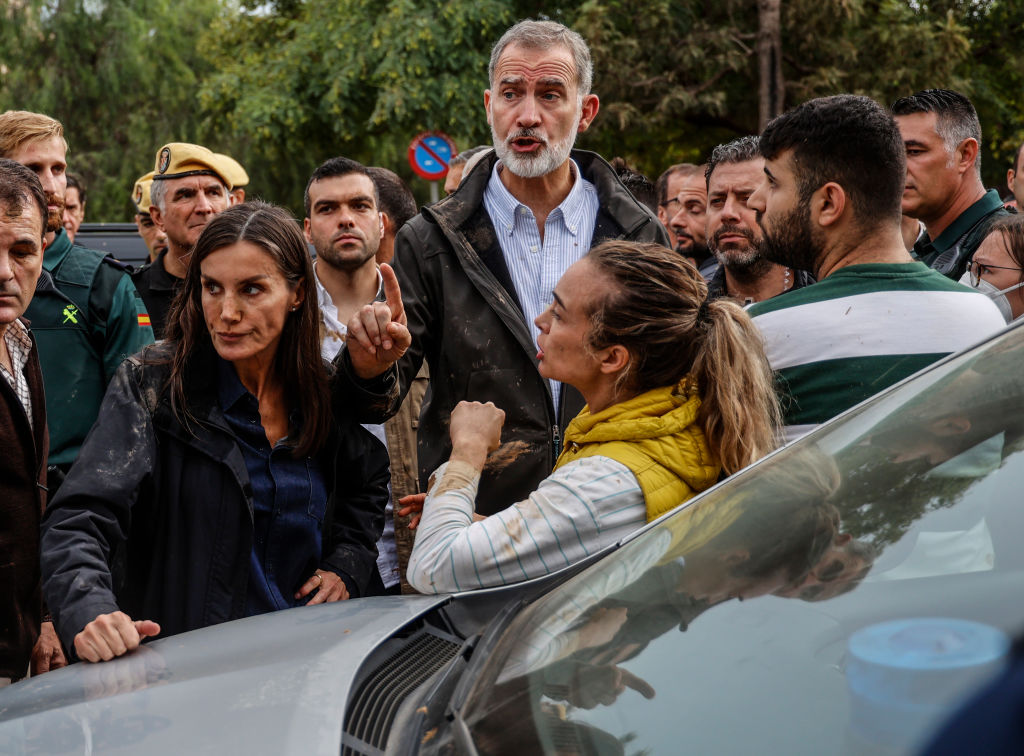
[41,340,392,653]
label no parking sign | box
[408,132,457,181]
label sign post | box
[408,131,457,203]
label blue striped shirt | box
[483,160,599,409]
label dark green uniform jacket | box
[24,229,155,468]
[912,189,1013,280]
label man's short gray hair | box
[488,19,593,96]
[891,89,983,177]
[705,136,762,186]
[149,177,167,213]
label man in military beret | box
[133,142,231,337]
[0,110,154,491]
[131,172,169,264]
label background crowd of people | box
[1,18,1021,686]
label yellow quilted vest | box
[552,381,721,522]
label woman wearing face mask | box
[405,240,781,594]
[960,215,1024,323]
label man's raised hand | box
[346,263,411,379]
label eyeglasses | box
[968,259,1023,287]
[659,196,705,220]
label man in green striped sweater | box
[747,94,1006,443]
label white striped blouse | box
[406,456,645,594]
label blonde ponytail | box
[692,297,781,473]
[586,240,780,474]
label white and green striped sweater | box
[748,262,1006,442]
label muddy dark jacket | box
[41,341,392,653]
[392,150,671,515]
[0,322,48,679]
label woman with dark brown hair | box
[406,240,780,594]
[40,202,391,662]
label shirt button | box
[530,245,538,253]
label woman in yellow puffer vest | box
[406,241,781,594]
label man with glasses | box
[746,95,1006,443]
[656,163,714,278]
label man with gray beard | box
[704,136,814,304]
[389,19,668,514]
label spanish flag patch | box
[138,313,151,327]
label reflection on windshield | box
[458,326,1024,755]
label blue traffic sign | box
[408,132,457,180]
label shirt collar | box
[3,318,32,352]
[313,261,384,313]
[42,228,72,272]
[216,356,253,414]
[1,318,33,375]
[930,189,1006,252]
[485,158,588,237]
[149,251,182,291]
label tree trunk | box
[758,0,785,131]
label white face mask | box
[958,271,1024,323]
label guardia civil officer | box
[0,110,154,490]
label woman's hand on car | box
[74,612,161,663]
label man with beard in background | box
[704,136,813,304]
[0,111,153,491]
[745,95,1004,443]
[383,19,669,515]
[662,164,715,278]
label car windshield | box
[457,323,1024,755]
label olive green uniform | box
[25,229,154,469]
[912,189,1013,280]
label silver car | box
[2,321,1023,755]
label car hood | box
[0,595,448,755]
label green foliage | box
[577,0,1024,186]
[3,0,1023,217]
[0,0,222,220]
[199,0,523,212]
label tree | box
[0,0,224,221]
[198,0,537,212]
[5,0,1022,216]
[757,0,784,131]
